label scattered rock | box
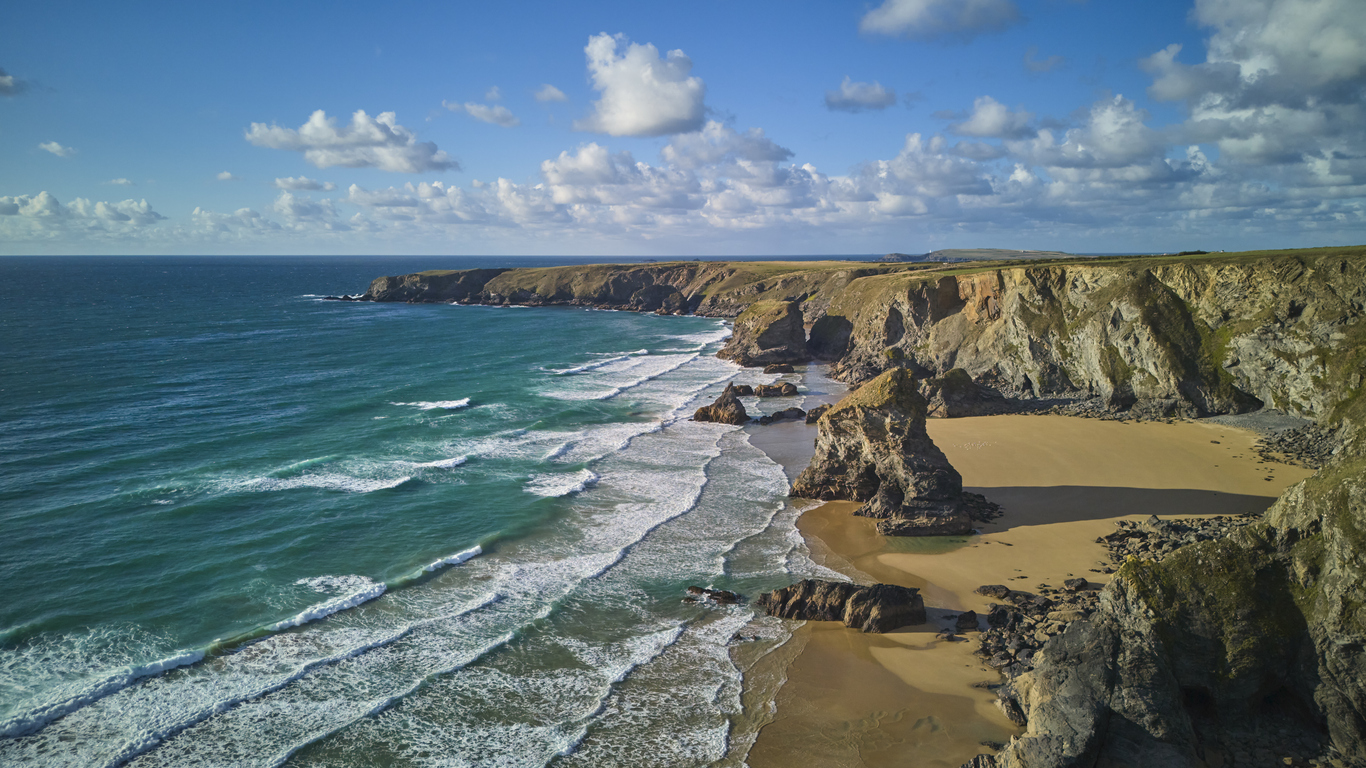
[730,384,755,396]
[692,383,749,425]
[805,403,832,424]
[756,407,806,425]
[763,363,795,374]
[755,579,926,633]
[956,610,980,632]
[976,585,1011,600]
[1063,577,1089,591]
[755,382,799,397]
[685,585,742,604]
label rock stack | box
[716,300,808,367]
[755,579,925,633]
[692,383,750,425]
[790,367,998,535]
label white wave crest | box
[237,473,412,494]
[525,469,599,498]
[547,350,650,375]
[422,545,483,572]
[268,576,387,633]
[415,455,468,469]
[390,398,470,410]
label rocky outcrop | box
[790,367,998,536]
[692,384,749,425]
[716,300,808,367]
[754,382,799,397]
[756,407,805,425]
[986,394,1366,768]
[920,368,1013,418]
[755,579,926,633]
[805,404,832,423]
[815,252,1366,420]
[365,268,511,303]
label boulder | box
[791,367,999,535]
[805,403,832,424]
[717,301,808,367]
[755,579,926,633]
[730,384,755,396]
[956,610,980,633]
[755,382,800,397]
[763,363,795,374]
[757,407,806,425]
[919,368,1013,418]
[1063,577,1089,592]
[685,585,742,604]
[692,383,749,425]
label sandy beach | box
[748,385,1315,768]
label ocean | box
[0,256,837,767]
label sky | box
[2,0,1364,256]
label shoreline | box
[740,364,1316,768]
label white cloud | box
[1006,96,1163,169]
[660,122,793,170]
[825,77,898,112]
[573,33,706,137]
[860,0,1022,41]
[1141,0,1366,168]
[217,171,238,181]
[0,192,166,241]
[484,86,502,102]
[1,66,24,96]
[950,96,1034,138]
[245,109,458,173]
[444,100,520,127]
[273,191,341,224]
[1024,46,1064,73]
[107,178,134,186]
[39,141,76,158]
[535,84,568,103]
[274,176,336,191]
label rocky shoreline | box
[343,247,1366,768]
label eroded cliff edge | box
[358,247,1365,423]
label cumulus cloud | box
[860,0,1022,41]
[39,141,76,158]
[1006,95,1164,169]
[573,33,706,137]
[0,192,166,241]
[1141,0,1366,168]
[274,176,336,191]
[444,100,520,127]
[1,66,25,96]
[661,122,793,170]
[825,77,898,112]
[1024,46,1064,73]
[216,171,238,181]
[950,96,1034,138]
[535,84,568,102]
[107,178,134,186]
[246,109,458,173]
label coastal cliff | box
[357,247,1364,422]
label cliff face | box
[715,300,807,366]
[992,396,1366,767]
[813,253,1366,419]
[359,248,1365,421]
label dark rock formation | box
[692,384,749,425]
[920,368,1013,418]
[805,403,831,424]
[717,300,808,367]
[684,585,741,605]
[756,407,806,425]
[730,384,755,396]
[790,367,999,536]
[763,363,795,374]
[365,268,511,303]
[754,382,799,397]
[989,395,1366,768]
[755,579,926,633]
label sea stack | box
[791,367,996,535]
[716,300,808,367]
[692,383,750,425]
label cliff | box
[356,246,1365,421]
[989,393,1366,768]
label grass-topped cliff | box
[361,244,1366,424]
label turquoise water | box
[0,257,830,766]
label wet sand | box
[749,413,1314,768]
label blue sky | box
[3,0,1363,255]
